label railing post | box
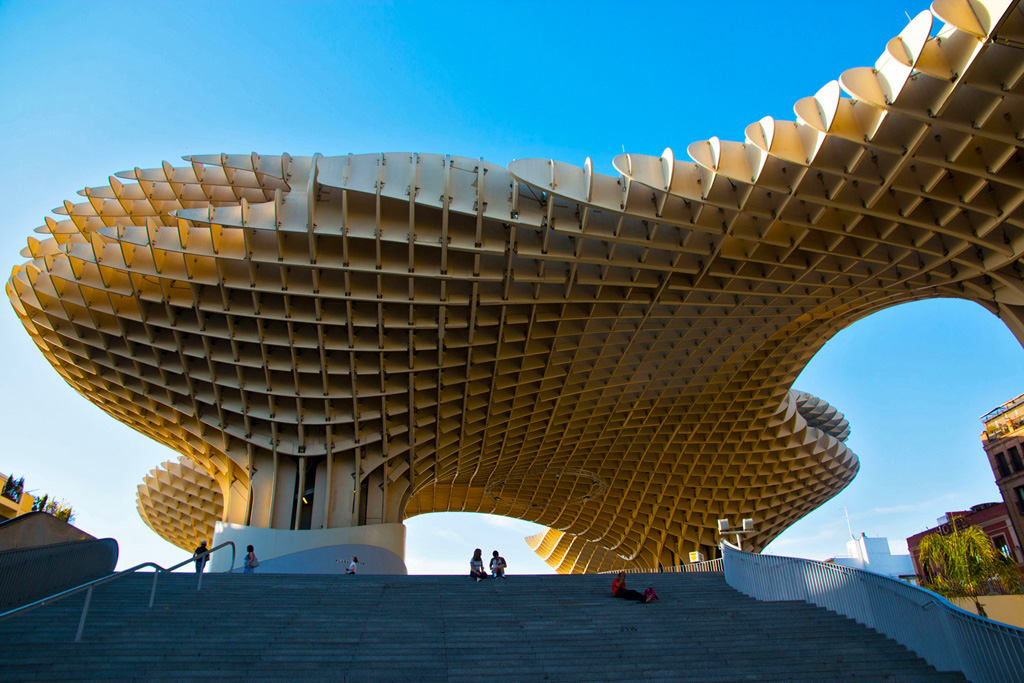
[74,585,93,643]
[149,570,159,608]
[197,563,203,592]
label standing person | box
[243,544,259,573]
[611,571,656,603]
[489,550,507,578]
[347,556,358,574]
[469,548,488,581]
[193,540,209,573]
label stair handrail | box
[0,541,235,642]
[720,542,1024,683]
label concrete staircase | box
[0,571,967,682]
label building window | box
[996,452,1011,478]
[994,535,1012,559]
[1009,446,1024,473]
[1016,486,1024,515]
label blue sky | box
[2,1,1020,574]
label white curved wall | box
[209,522,407,575]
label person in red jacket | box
[611,572,657,603]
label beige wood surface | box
[136,457,223,551]
[10,0,1024,572]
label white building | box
[830,534,917,582]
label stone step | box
[0,572,967,682]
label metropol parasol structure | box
[9,0,1024,573]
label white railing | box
[721,543,1024,683]
[600,558,724,574]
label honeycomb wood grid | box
[9,0,1024,572]
[136,456,223,552]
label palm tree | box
[918,522,1023,618]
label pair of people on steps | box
[470,548,507,580]
[611,571,658,603]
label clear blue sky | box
[2,1,1020,574]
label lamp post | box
[717,518,756,551]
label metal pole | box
[75,585,93,643]
[149,571,159,608]
[197,561,204,592]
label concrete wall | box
[951,595,1024,628]
[0,511,94,551]
[0,538,118,609]
[209,522,406,575]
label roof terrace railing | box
[721,542,1024,683]
[599,558,723,574]
[0,537,118,611]
[0,541,234,642]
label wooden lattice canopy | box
[136,457,222,552]
[9,0,1024,571]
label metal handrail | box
[0,541,234,642]
[720,543,1024,683]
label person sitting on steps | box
[489,550,507,578]
[469,548,489,581]
[611,571,657,603]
